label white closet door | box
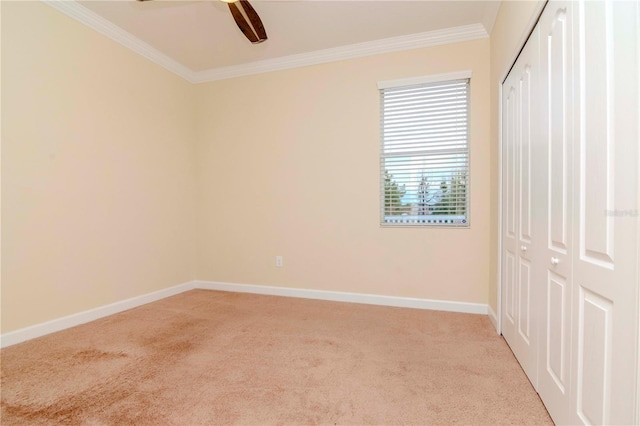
[501,1,639,424]
[570,1,639,424]
[537,1,575,424]
[501,26,541,389]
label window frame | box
[378,70,472,228]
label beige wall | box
[2,2,500,334]
[1,2,197,333]
[488,1,544,314]
[195,39,491,304]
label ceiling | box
[64,1,501,81]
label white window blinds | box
[379,76,470,227]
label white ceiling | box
[62,1,501,81]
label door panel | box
[537,2,574,423]
[501,26,540,390]
[506,250,516,323]
[547,8,569,254]
[546,270,567,393]
[576,287,612,425]
[506,88,517,241]
[545,7,572,279]
[580,0,614,268]
[518,258,531,342]
[501,1,639,424]
[503,87,518,330]
[519,68,533,244]
[571,1,639,424]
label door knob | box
[521,245,528,252]
[551,257,559,265]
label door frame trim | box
[636,0,640,416]
[637,2,640,417]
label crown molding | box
[193,24,488,83]
[42,1,488,84]
[42,0,198,83]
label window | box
[378,72,470,227]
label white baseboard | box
[1,280,490,348]
[194,280,488,315]
[0,281,195,348]
[488,305,499,333]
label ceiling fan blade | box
[228,2,260,43]
[137,0,266,45]
[239,0,267,42]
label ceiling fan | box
[137,0,268,44]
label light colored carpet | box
[1,290,552,425]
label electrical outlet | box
[275,256,283,267]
